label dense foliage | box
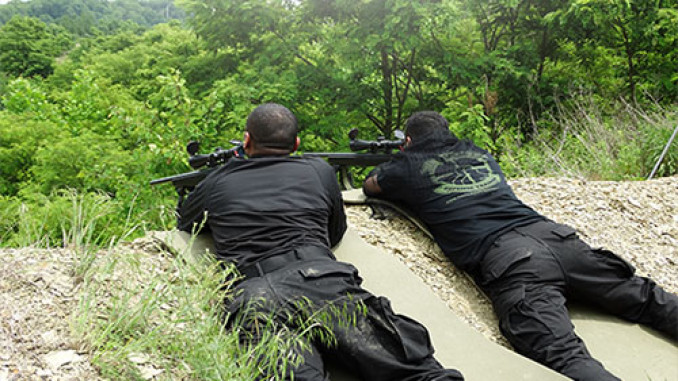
[0,0,676,249]
[0,0,183,34]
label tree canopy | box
[0,0,676,248]
[0,0,183,35]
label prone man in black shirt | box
[178,104,463,381]
[363,111,678,381]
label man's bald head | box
[246,103,298,151]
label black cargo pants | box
[227,249,463,381]
[477,220,678,381]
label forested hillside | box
[0,0,676,247]
[0,0,182,33]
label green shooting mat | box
[152,228,567,380]
[341,188,678,381]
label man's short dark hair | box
[246,103,298,150]
[405,111,449,140]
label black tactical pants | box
[478,220,678,381]
[227,251,463,381]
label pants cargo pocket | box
[489,285,526,319]
[479,249,532,286]
[366,296,434,362]
[299,261,362,285]
[499,289,572,356]
[550,224,577,240]
[479,230,534,287]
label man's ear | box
[292,136,300,152]
[243,132,252,148]
[404,136,412,148]
[243,131,254,155]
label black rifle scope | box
[187,140,243,169]
[348,128,405,153]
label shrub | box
[0,114,63,196]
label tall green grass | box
[64,204,364,380]
[0,190,145,248]
[501,99,677,180]
[72,232,300,380]
[72,235,368,380]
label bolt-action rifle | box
[304,128,404,190]
[150,140,244,210]
[151,129,402,210]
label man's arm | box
[328,190,348,248]
[362,159,409,201]
[177,178,211,234]
[327,163,348,246]
[309,158,348,247]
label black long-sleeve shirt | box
[178,156,347,270]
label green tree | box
[0,0,184,34]
[0,16,72,78]
[303,0,439,137]
[561,0,678,104]
[180,0,450,138]
[0,114,63,196]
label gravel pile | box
[1,176,676,379]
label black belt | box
[239,246,335,279]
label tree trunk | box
[380,48,393,137]
[619,21,637,105]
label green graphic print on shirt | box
[421,150,502,204]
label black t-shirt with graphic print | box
[371,130,544,274]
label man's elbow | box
[330,225,347,248]
[362,176,382,196]
[177,219,194,234]
[177,211,209,234]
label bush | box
[0,113,63,195]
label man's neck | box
[247,147,291,157]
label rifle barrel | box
[149,169,210,187]
[303,152,394,166]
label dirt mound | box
[1,177,676,379]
